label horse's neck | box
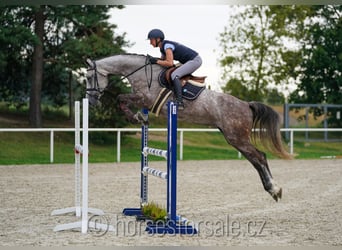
[98,54,146,76]
[96,54,162,97]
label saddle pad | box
[150,88,172,116]
[182,82,205,100]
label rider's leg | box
[171,56,202,109]
[172,76,184,109]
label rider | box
[147,28,202,110]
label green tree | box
[0,5,129,127]
[29,6,44,127]
[221,78,250,101]
[219,5,310,102]
[0,7,37,109]
[289,5,342,126]
[41,5,129,128]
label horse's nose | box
[86,94,99,106]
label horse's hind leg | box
[226,135,282,201]
[251,148,282,201]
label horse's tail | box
[249,101,292,160]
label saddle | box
[161,66,207,87]
[151,66,207,116]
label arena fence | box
[0,127,341,163]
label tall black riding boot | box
[173,77,185,110]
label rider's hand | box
[148,55,158,64]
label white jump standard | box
[123,101,197,234]
[51,101,103,218]
[51,98,113,234]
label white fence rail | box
[0,128,341,163]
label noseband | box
[86,56,153,101]
[86,61,105,100]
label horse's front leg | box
[118,93,148,124]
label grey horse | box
[85,53,292,201]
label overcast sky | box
[109,5,234,91]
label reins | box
[86,56,153,99]
[123,56,153,87]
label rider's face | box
[149,38,159,48]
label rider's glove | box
[148,55,158,64]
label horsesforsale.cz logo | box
[88,214,112,237]
[86,213,268,237]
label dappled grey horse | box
[85,53,291,201]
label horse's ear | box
[85,58,95,68]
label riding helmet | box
[147,29,165,40]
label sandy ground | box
[0,159,341,246]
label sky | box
[108,5,234,91]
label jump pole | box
[123,101,197,234]
[52,98,113,234]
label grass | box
[291,140,342,158]
[0,104,341,165]
[0,130,238,164]
[141,202,167,223]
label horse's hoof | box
[271,187,282,202]
[133,111,149,125]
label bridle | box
[86,56,153,101]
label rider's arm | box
[157,48,175,67]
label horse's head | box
[85,58,109,106]
[85,54,160,107]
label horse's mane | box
[120,53,147,57]
[93,53,146,63]
[111,53,147,59]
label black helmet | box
[147,29,165,40]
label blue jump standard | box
[122,101,197,235]
[122,208,143,216]
[122,208,142,216]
